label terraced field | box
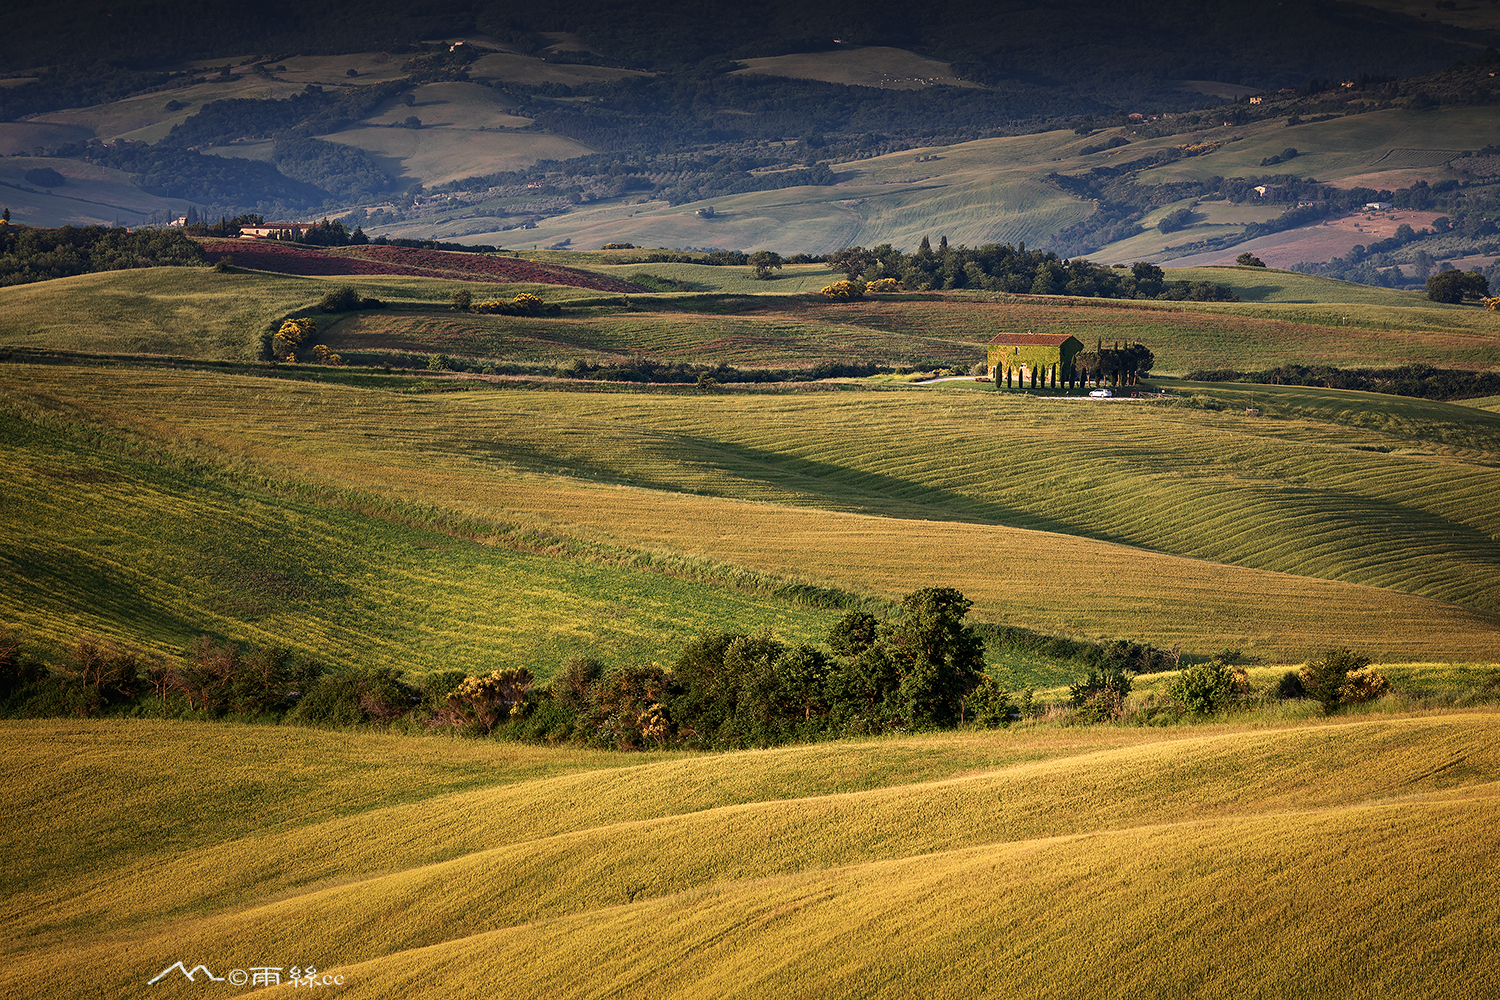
[5,716,1497,999]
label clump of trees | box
[1426,269,1490,303]
[824,241,1235,301]
[0,224,206,287]
[1073,341,1156,387]
[1185,363,1500,402]
[317,285,384,312]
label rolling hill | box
[4,715,1497,998]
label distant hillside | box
[1,1,1496,275]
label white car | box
[1088,388,1113,398]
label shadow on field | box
[660,436,1092,536]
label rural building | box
[240,223,306,239]
[1364,201,1392,210]
[986,332,1083,381]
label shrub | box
[866,277,901,293]
[285,667,414,727]
[1340,667,1391,705]
[588,664,677,750]
[273,317,315,361]
[1069,666,1132,722]
[965,674,1012,727]
[1299,648,1372,713]
[821,280,866,300]
[1235,252,1267,267]
[318,286,361,312]
[451,289,473,312]
[433,668,535,735]
[551,656,604,715]
[1168,660,1245,715]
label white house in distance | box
[1364,201,1393,211]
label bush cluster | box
[317,285,384,312]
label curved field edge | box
[3,716,1498,1000]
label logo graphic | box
[149,961,346,988]
[147,962,225,984]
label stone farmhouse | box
[986,332,1083,382]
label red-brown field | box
[197,239,643,292]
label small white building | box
[1364,201,1392,211]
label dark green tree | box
[828,246,876,280]
[1298,648,1371,714]
[1427,269,1489,303]
[827,611,879,657]
[884,588,986,728]
[748,249,783,280]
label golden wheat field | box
[2,715,1497,999]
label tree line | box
[827,241,1236,300]
[1,589,1201,747]
[1186,363,1500,402]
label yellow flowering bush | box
[866,277,902,293]
[821,280,866,300]
[273,317,316,361]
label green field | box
[4,715,1497,999]
[3,265,1495,375]
[4,354,1498,664]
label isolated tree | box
[748,250,783,280]
[1427,269,1489,303]
[1235,252,1267,267]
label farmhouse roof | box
[986,332,1077,347]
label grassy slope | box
[0,268,607,360]
[4,716,1498,999]
[0,391,846,675]
[6,365,1498,662]
[6,265,1493,374]
[428,131,1098,254]
[429,107,1496,254]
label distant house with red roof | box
[986,332,1083,381]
